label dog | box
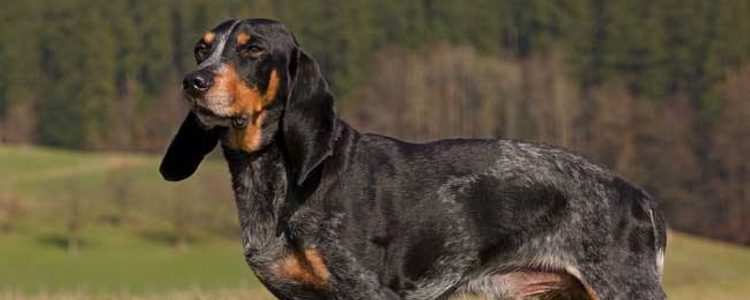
[160,19,667,300]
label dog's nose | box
[183,72,213,94]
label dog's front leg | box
[284,210,402,299]
[319,246,402,300]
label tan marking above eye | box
[237,32,251,45]
[203,32,215,44]
[273,248,331,289]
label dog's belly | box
[457,269,591,299]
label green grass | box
[0,146,90,177]
[2,145,750,299]
[0,145,249,297]
[0,228,259,294]
[664,232,750,299]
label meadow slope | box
[1,146,748,299]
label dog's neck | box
[220,120,356,257]
[222,142,288,258]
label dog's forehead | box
[200,20,239,51]
[211,19,240,36]
[205,19,296,48]
[207,19,281,38]
[196,19,293,69]
[237,19,295,45]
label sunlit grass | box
[0,288,275,300]
[1,145,247,297]
[2,145,750,299]
[0,146,90,178]
[664,233,750,299]
[0,228,260,295]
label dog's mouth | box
[193,104,221,119]
[189,101,230,127]
[191,103,249,129]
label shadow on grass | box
[137,229,201,248]
[35,232,92,250]
[212,223,241,240]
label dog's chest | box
[240,230,333,298]
[238,208,340,298]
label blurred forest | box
[0,0,749,245]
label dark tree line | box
[1,0,749,243]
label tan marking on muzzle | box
[208,64,280,151]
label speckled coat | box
[160,19,667,300]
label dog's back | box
[297,125,667,299]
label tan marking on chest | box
[273,249,331,289]
[213,66,279,151]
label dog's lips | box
[193,105,222,118]
[191,104,232,127]
[185,94,249,129]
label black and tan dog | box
[160,19,667,299]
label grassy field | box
[0,145,263,298]
[1,145,750,299]
[0,229,257,294]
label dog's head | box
[160,19,335,185]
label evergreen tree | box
[37,1,117,149]
[0,1,43,143]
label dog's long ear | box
[159,112,220,181]
[282,49,336,186]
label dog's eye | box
[195,44,209,61]
[241,45,265,57]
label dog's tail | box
[649,197,667,278]
[613,177,667,278]
[635,185,667,278]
